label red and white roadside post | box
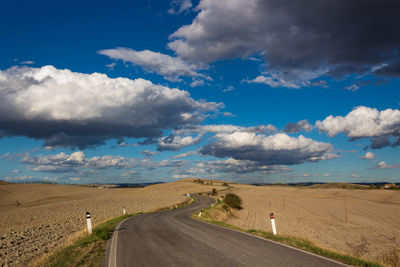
[86,211,92,235]
[270,213,277,235]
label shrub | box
[211,188,218,195]
[369,184,378,189]
[224,193,242,209]
[222,182,229,186]
[194,179,204,184]
[222,204,230,212]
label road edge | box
[194,217,349,266]
[107,217,130,267]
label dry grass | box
[211,184,400,266]
[0,179,223,266]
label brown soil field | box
[0,180,223,266]
[214,184,400,266]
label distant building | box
[384,183,396,189]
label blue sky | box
[0,0,399,184]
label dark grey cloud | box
[0,66,221,149]
[284,120,312,133]
[375,61,400,77]
[197,158,291,174]
[173,124,277,135]
[169,0,400,86]
[200,132,338,165]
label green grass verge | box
[193,202,382,267]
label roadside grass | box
[37,196,195,267]
[38,213,138,267]
[193,201,383,267]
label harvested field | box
[218,184,400,266]
[0,180,222,266]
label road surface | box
[105,196,345,267]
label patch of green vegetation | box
[211,188,218,195]
[224,193,242,210]
[193,178,204,184]
[369,184,380,189]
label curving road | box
[104,196,345,267]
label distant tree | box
[224,193,242,209]
[194,179,204,184]
[222,182,229,187]
[211,188,218,195]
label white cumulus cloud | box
[200,132,338,165]
[20,151,137,173]
[316,106,400,149]
[0,65,220,148]
[374,161,400,169]
[360,152,376,160]
[158,134,203,151]
[98,47,208,82]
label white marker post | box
[199,212,202,217]
[270,213,277,235]
[123,208,126,215]
[86,211,92,235]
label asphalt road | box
[105,196,345,267]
